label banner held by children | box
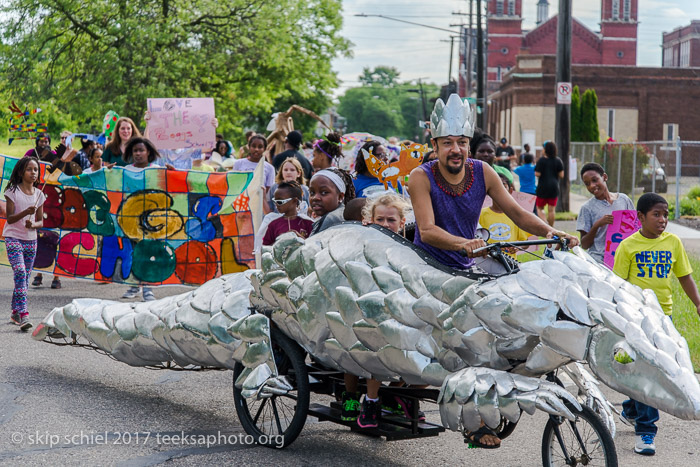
[604,209,641,269]
[0,155,258,286]
[146,98,217,151]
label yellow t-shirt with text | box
[612,231,692,315]
[479,207,531,257]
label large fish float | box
[33,223,700,461]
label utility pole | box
[467,0,473,96]
[476,0,485,128]
[556,0,572,212]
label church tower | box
[600,0,638,65]
[486,0,523,85]
[536,0,549,26]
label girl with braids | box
[308,167,355,235]
[311,131,343,171]
[3,157,45,331]
[469,129,513,186]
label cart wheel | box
[541,402,618,467]
[233,327,309,449]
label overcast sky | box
[333,0,700,94]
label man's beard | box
[445,155,464,174]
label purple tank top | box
[414,159,486,269]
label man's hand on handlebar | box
[545,230,579,248]
[459,238,488,258]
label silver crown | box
[429,93,476,139]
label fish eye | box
[613,347,635,365]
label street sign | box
[556,82,572,105]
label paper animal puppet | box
[102,111,120,141]
[362,142,429,190]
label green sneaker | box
[382,396,404,415]
[341,391,361,421]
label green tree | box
[0,0,350,142]
[580,89,600,142]
[337,87,403,136]
[570,85,581,142]
[359,66,400,88]
[338,66,440,140]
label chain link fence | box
[570,139,700,219]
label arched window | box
[623,0,631,21]
[508,0,515,16]
[612,0,620,20]
[497,0,504,16]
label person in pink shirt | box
[3,157,45,331]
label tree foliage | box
[580,88,600,142]
[358,66,400,88]
[0,0,350,142]
[338,67,439,140]
[570,85,581,142]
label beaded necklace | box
[431,160,474,197]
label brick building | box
[482,0,638,93]
[662,20,700,68]
[487,55,700,170]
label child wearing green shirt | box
[613,193,700,456]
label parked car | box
[639,153,668,193]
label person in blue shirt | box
[352,140,403,198]
[513,152,537,195]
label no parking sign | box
[556,82,572,104]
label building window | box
[497,0,504,15]
[623,0,631,21]
[508,0,515,16]
[612,0,620,20]
[664,123,679,141]
[607,109,615,140]
[501,47,509,55]
[663,47,673,67]
[497,66,502,81]
[681,41,690,67]
[617,51,624,58]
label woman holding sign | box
[102,117,142,167]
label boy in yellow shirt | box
[479,174,531,256]
[613,193,700,456]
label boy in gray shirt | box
[577,163,634,263]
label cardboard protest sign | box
[146,98,216,151]
[0,155,258,286]
[604,209,641,269]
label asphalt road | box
[2,267,700,466]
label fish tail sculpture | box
[32,271,290,398]
[34,223,700,439]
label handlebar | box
[471,237,569,255]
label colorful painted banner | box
[7,101,48,144]
[604,209,641,270]
[0,155,258,286]
[146,98,216,151]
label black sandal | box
[464,426,501,449]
